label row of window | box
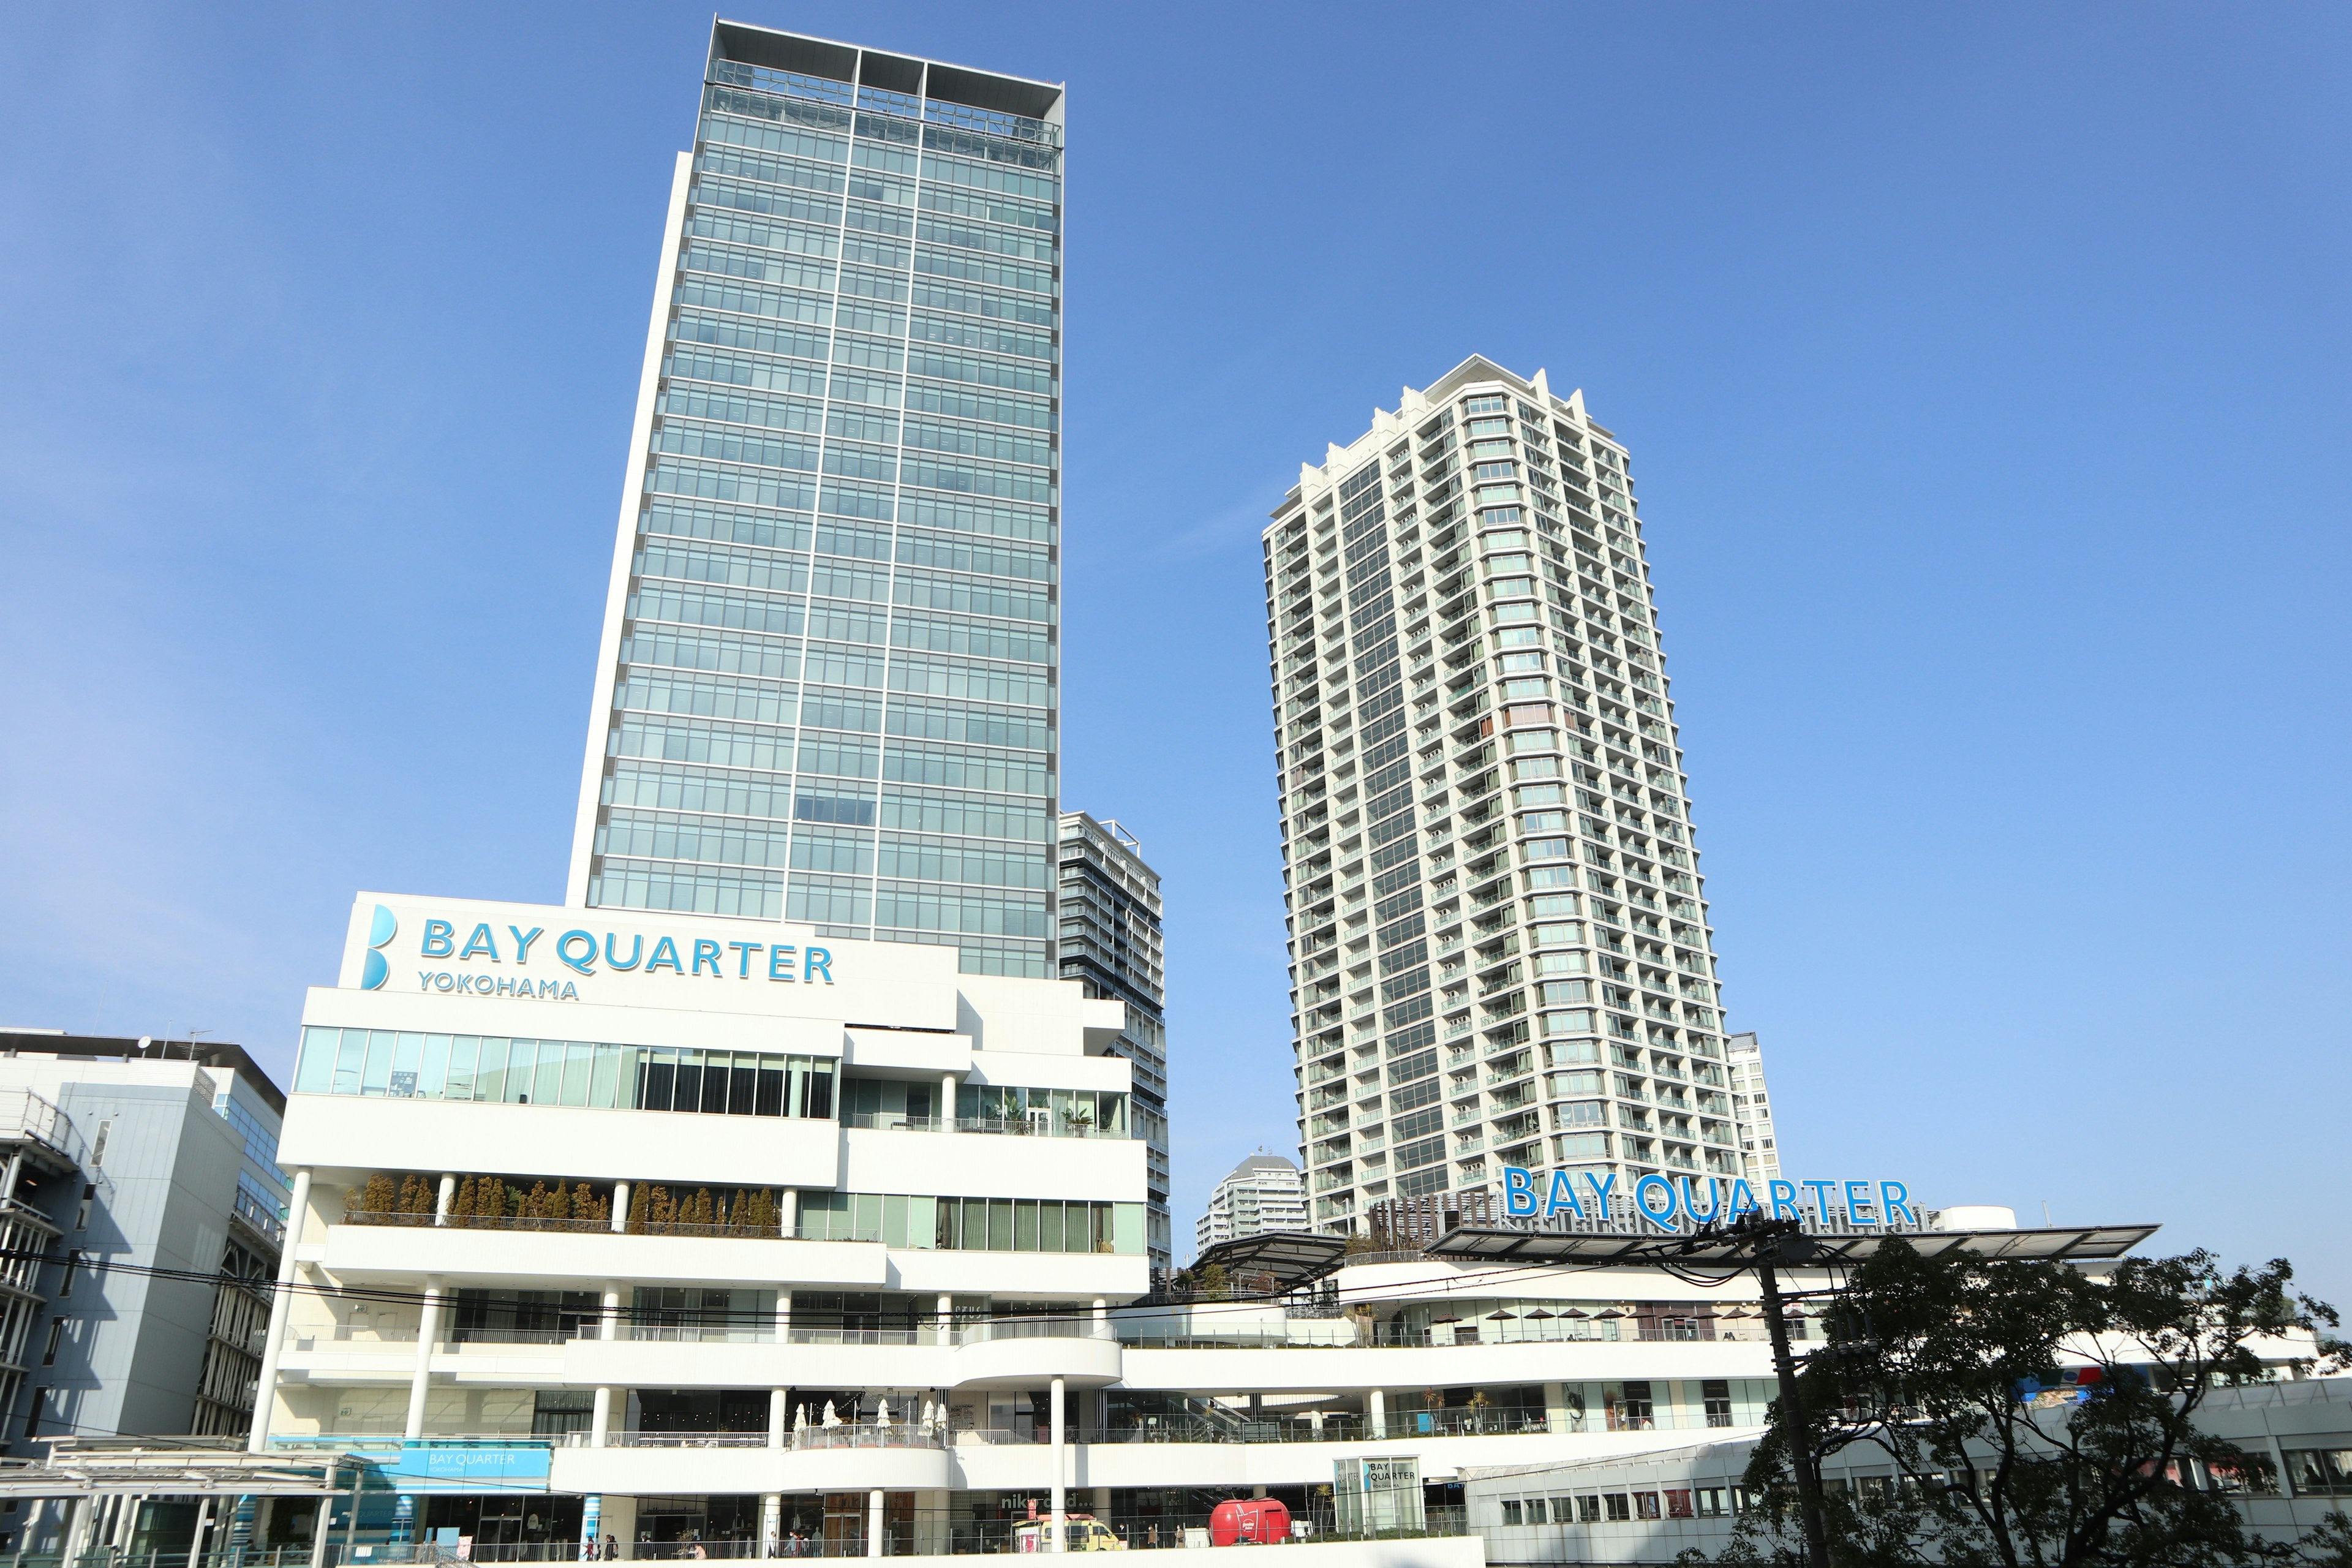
[294,1028,839,1118]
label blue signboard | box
[380,1443,552,1492]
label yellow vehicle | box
[1013,1513,1126,1551]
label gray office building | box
[1056,812,1172,1273]
[0,1033,285,1455]
[1265,356,1774,1232]
[566,20,1065,979]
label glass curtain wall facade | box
[1057,812,1172,1275]
[1266,356,1768,1232]
[570,22,1064,978]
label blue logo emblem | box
[361,905,398,990]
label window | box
[1665,1490,1692,1519]
[1463,395,1507,415]
[1602,1494,1629,1522]
[1524,1498,1547,1524]
[2289,1449,2352,1497]
[40,1320,63,1366]
[1704,1378,1733,1426]
[1577,1496,1602,1523]
[89,1122,110,1168]
[1499,1501,1521,1525]
[1634,1492,1661,1520]
[1695,1488,1727,1518]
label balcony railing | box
[608,1430,767,1448]
[837,1113,1128,1139]
[791,1422,945,1450]
[340,1211,784,1239]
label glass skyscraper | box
[1265,356,1774,1232]
[567,21,1063,978]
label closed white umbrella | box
[876,1398,892,1428]
[822,1401,840,1428]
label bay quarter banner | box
[352,898,840,998]
[1502,1162,1918,1232]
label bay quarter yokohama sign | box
[358,904,838,997]
[1501,1163,1919,1234]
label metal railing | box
[837,1113,1128,1140]
[608,1430,767,1449]
[790,1423,944,1451]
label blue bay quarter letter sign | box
[358,906,836,995]
[1499,1164,1918,1232]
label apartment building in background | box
[1193,1152,1307,1257]
[0,1032,284,1461]
[1724,1032,1781,1185]
[567,18,1065,981]
[1263,356,1776,1232]
[1055,813,1172,1275]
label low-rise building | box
[1461,1378,2352,1563]
[1195,1155,1309,1257]
[180,892,2168,1562]
[0,1032,286,1462]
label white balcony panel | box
[963,1048,1130,1092]
[842,1028,972,1076]
[564,1338,955,1391]
[952,1332,1120,1390]
[1120,1341,1772,1394]
[842,1128,1144,1202]
[886,1248,1150,1298]
[280,1093,843,1189]
[317,1223,889,1287]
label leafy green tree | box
[1714,1242,2339,1567]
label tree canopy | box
[1711,1242,2343,1567]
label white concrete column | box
[611,1181,631,1234]
[1091,1297,1109,1340]
[1049,1376,1067,1552]
[187,1496,214,1567]
[760,1494,782,1558]
[1368,1387,1386,1439]
[769,1388,788,1450]
[404,1275,445,1441]
[0,1150,24,1204]
[591,1387,614,1449]
[434,1174,456,1226]
[776,1291,792,1343]
[247,1166,313,1452]
[936,1293,952,1343]
[940,1074,958,1132]
[602,1284,624,1340]
[306,1471,335,1568]
[865,1490,883,1559]
[61,1495,92,1564]
[779,1188,798,1238]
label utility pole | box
[1749,1219,1833,1568]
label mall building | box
[190,889,2163,1562]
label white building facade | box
[1194,1155,1308,1257]
[1264,356,1780,1233]
[1724,1032,1781,1185]
[243,890,1962,1561]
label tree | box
[1716,1241,2339,1567]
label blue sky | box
[2,4,2346,1301]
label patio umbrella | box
[1593,1308,1625,1320]
[876,1398,892,1428]
[1523,1309,1556,1321]
[795,1404,808,1431]
[823,1401,841,1428]
[1486,1311,1515,1321]
[1558,1308,1590,1319]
